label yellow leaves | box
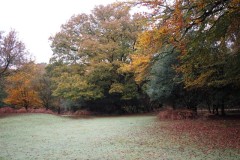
[109,83,124,94]
[53,73,84,96]
[137,31,152,49]
[194,19,202,24]
[52,70,105,100]
[185,70,215,89]
[118,63,132,73]
[136,26,170,55]
[119,54,151,85]
[169,36,175,43]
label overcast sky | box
[0,0,122,63]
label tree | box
[32,63,55,110]
[134,0,240,78]
[130,0,240,113]
[0,30,28,77]
[145,46,179,107]
[4,63,41,110]
[0,79,7,106]
[48,2,146,112]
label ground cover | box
[0,114,239,159]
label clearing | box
[0,114,239,160]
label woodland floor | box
[0,114,240,160]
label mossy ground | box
[0,114,239,160]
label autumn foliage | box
[4,63,42,110]
[127,0,240,114]
[1,0,240,115]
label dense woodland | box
[0,0,240,115]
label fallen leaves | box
[161,119,240,151]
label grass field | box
[0,114,239,160]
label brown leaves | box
[163,119,240,150]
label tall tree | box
[33,63,54,110]
[48,2,146,112]
[0,30,28,77]
[145,47,179,106]
[130,0,240,113]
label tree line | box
[1,0,239,115]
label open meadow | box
[0,114,239,160]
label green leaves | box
[145,49,179,102]
[47,2,145,112]
[53,73,103,100]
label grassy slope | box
[0,114,239,160]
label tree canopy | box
[47,2,146,113]
[2,0,240,115]
[4,63,42,110]
[0,30,28,77]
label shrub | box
[158,109,197,120]
[0,107,15,114]
[28,108,55,114]
[16,108,27,113]
[74,110,93,116]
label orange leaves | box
[230,0,240,10]
[172,0,184,28]
[4,63,42,109]
[136,26,171,55]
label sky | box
[0,0,122,63]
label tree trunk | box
[206,97,212,113]
[172,102,176,110]
[58,106,61,114]
[23,99,29,111]
[208,105,211,113]
[221,99,226,116]
[45,104,49,110]
[25,105,28,111]
[212,104,219,115]
[216,105,219,115]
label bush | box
[74,110,93,116]
[28,108,55,114]
[0,107,15,114]
[158,108,197,120]
[16,108,28,113]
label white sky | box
[0,0,122,63]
